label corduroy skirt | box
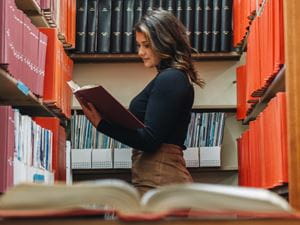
[131,143,193,196]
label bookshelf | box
[0,67,67,122]
[71,59,245,185]
[243,66,285,124]
[69,52,242,63]
[73,167,238,184]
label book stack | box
[75,0,234,54]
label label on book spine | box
[17,81,30,95]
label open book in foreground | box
[67,80,144,129]
[0,179,299,221]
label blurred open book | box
[0,179,298,221]
[67,80,144,129]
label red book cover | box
[277,92,288,183]
[0,0,9,65]
[37,31,48,97]
[39,28,59,105]
[236,65,247,120]
[0,106,9,193]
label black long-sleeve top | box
[97,67,194,153]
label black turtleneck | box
[97,66,194,153]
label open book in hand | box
[0,179,298,221]
[67,80,144,129]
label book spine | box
[75,0,88,53]
[133,0,143,53]
[211,0,222,52]
[193,0,203,52]
[122,0,135,53]
[156,0,165,10]
[144,0,156,15]
[220,0,233,52]
[97,0,112,53]
[86,0,98,53]
[202,0,213,52]
[165,0,175,15]
[175,0,184,24]
[111,0,123,53]
[183,0,194,44]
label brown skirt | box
[131,143,193,196]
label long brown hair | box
[134,10,205,88]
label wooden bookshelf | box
[69,52,242,63]
[0,67,67,121]
[72,167,238,183]
[243,66,285,124]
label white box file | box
[92,148,113,169]
[200,146,221,167]
[183,147,200,167]
[113,148,132,168]
[71,149,92,169]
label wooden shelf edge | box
[0,67,67,121]
[69,52,241,63]
[72,167,238,175]
[243,66,285,124]
[15,0,51,28]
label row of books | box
[13,158,54,187]
[0,0,47,97]
[232,0,263,47]
[40,28,73,118]
[14,110,53,171]
[75,0,233,54]
[236,0,285,120]
[0,106,52,193]
[71,146,221,169]
[17,0,76,48]
[237,93,288,188]
[185,112,226,147]
[71,112,226,150]
[34,117,67,181]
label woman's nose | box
[138,47,145,57]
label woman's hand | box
[78,98,102,128]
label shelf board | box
[73,167,238,175]
[0,67,66,120]
[69,52,241,63]
[15,0,50,28]
[243,66,285,124]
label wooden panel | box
[69,52,241,63]
[284,0,300,209]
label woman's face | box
[136,31,160,68]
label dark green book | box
[86,0,98,53]
[122,0,135,53]
[75,0,88,52]
[111,0,123,53]
[97,0,112,53]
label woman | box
[80,10,205,196]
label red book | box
[68,80,145,130]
